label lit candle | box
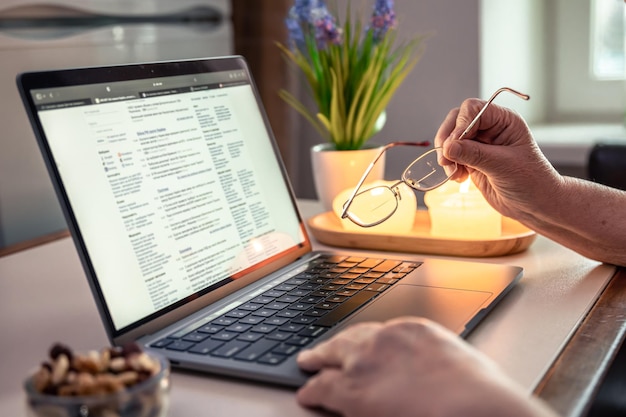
[424,178,501,240]
[332,180,417,234]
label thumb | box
[443,138,487,170]
[444,138,522,183]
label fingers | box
[297,323,384,416]
[297,322,382,371]
[434,98,487,176]
[434,106,460,148]
[296,368,348,412]
[296,318,465,416]
[296,345,333,372]
[435,98,486,146]
[443,140,502,188]
[438,97,534,174]
[443,136,482,166]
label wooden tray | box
[307,210,537,257]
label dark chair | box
[587,143,626,191]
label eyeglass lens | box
[403,148,457,191]
[346,149,456,227]
[345,186,398,227]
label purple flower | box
[285,0,342,51]
[313,13,342,47]
[292,0,324,21]
[285,9,306,50]
[370,0,397,42]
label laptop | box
[16,56,522,387]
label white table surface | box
[0,199,616,416]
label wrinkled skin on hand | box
[297,317,558,417]
[435,99,561,220]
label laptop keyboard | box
[150,254,422,365]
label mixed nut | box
[25,342,169,417]
[31,342,162,397]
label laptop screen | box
[19,58,307,334]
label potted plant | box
[277,0,424,210]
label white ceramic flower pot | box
[310,143,385,212]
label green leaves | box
[279,2,423,150]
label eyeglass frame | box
[340,141,455,227]
[340,86,531,228]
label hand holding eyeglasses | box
[341,87,530,228]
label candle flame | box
[459,178,471,194]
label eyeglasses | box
[341,86,530,228]
[339,142,451,227]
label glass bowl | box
[24,352,170,417]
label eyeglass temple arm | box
[458,87,530,139]
[340,141,429,219]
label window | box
[481,0,624,125]
[591,0,624,80]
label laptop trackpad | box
[344,284,493,333]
